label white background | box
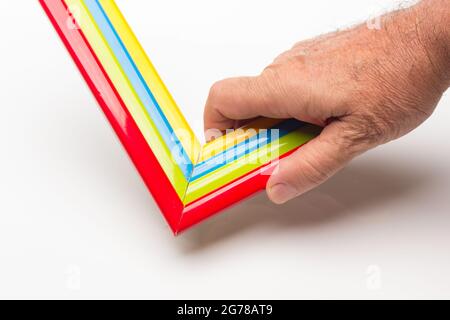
[0,0,449,299]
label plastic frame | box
[40,0,320,234]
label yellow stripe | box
[65,0,188,197]
[184,125,320,204]
[198,118,282,163]
[98,0,201,163]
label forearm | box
[414,0,450,88]
[371,0,450,103]
[374,0,450,92]
[405,0,450,91]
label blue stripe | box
[86,0,307,183]
[85,0,193,178]
[190,119,305,181]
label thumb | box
[267,122,362,204]
[204,73,295,133]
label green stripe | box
[184,125,320,204]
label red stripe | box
[39,0,184,232]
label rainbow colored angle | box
[40,0,321,234]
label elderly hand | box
[203,0,449,204]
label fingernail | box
[268,183,298,204]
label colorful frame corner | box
[40,0,320,234]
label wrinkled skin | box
[204,0,450,204]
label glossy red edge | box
[39,0,184,233]
[176,147,300,234]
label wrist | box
[414,0,450,88]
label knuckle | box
[261,66,289,95]
[262,63,282,78]
[208,80,227,103]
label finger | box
[204,74,294,132]
[266,122,363,204]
